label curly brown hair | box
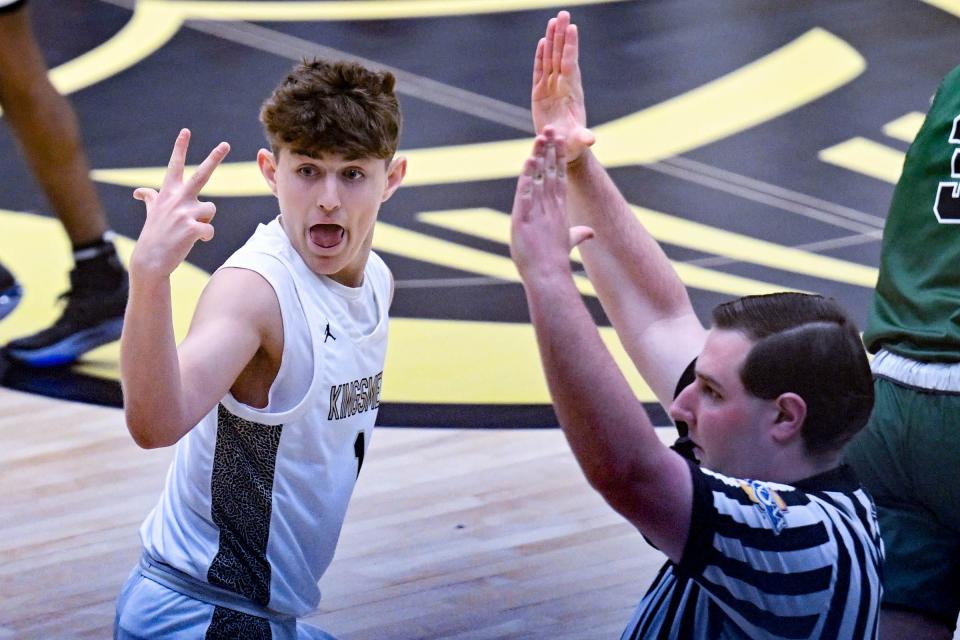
[260,59,401,160]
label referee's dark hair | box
[712,293,874,456]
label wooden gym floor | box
[0,386,665,638]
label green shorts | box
[845,366,960,628]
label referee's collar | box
[791,464,860,493]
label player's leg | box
[114,572,214,639]
[0,1,108,244]
[845,377,960,640]
[0,1,128,365]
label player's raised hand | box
[511,127,593,281]
[531,11,596,163]
[130,129,230,279]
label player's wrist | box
[128,255,175,289]
[517,259,576,290]
[566,147,593,172]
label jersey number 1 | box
[354,432,365,478]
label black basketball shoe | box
[0,261,23,323]
[5,249,128,367]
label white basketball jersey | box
[139,217,391,617]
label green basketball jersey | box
[865,64,960,362]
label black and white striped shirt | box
[621,462,883,639]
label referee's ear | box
[770,392,806,446]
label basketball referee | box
[509,13,884,639]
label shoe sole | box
[6,316,124,367]
[0,284,23,322]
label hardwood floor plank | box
[0,389,668,638]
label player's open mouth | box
[309,224,345,249]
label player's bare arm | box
[511,130,692,562]
[122,129,245,448]
[177,267,283,420]
[532,11,706,407]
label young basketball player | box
[114,59,406,638]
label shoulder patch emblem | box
[740,480,789,535]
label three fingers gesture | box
[130,129,230,279]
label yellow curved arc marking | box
[48,3,183,97]
[165,0,623,21]
[396,27,864,183]
[416,208,792,295]
[32,0,624,100]
[922,0,960,17]
[598,28,864,164]
[91,28,864,194]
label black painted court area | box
[1,0,959,427]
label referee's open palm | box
[531,11,595,163]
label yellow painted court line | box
[922,0,960,18]
[0,209,656,403]
[419,208,876,290]
[0,209,209,380]
[819,137,904,185]
[630,207,877,288]
[594,28,864,166]
[415,209,790,296]
[0,2,181,117]
[386,212,785,297]
[93,162,277,199]
[373,222,598,297]
[882,112,925,143]
[386,317,657,404]
[49,3,182,97]
[92,28,864,194]
[160,0,624,21]
[25,0,624,106]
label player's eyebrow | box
[695,370,725,393]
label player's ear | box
[770,392,806,445]
[381,155,407,203]
[257,149,279,196]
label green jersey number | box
[934,115,960,223]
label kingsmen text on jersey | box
[139,217,391,618]
[621,462,883,639]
